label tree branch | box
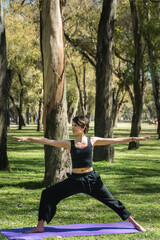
[21,0,26,5]
[64,32,96,68]
[113,70,135,109]
[114,47,134,65]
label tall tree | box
[0,0,11,170]
[128,0,146,149]
[4,1,43,130]
[93,0,117,162]
[40,0,71,187]
[141,1,160,138]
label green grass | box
[0,123,160,240]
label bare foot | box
[24,220,45,234]
[134,224,146,232]
[24,227,44,234]
[128,216,146,232]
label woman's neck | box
[75,134,87,143]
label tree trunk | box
[37,98,43,131]
[40,0,71,187]
[0,1,11,170]
[113,86,126,127]
[146,40,160,138]
[9,95,25,129]
[142,4,160,138]
[70,62,86,115]
[93,0,117,162]
[67,93,79,124]
[83,64,88,116]
[18,73,25,130]
[26,106,30,124]
[128,0,145,149]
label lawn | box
[0,122,160,240]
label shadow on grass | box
[115,143,160,151]
[8,145,43,152]
[94,164,160,194]
[94,163,159,176]
[11,160,44,168]
[0,180,45,189]
[7,143,44,151]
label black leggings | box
[38,171,131,224]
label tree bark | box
[128,0,145,149]
[40,0,71,186]
[93,0,117,162]
[37,98,43,131]
[0,1,11,170]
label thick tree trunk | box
[93,0,117,162]
[40,0,71,186]
[128,0,145,149]
[0,1,11,170]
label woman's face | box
[72,121,84,136]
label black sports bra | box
[70,137,93,168]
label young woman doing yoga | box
[13,115,150,233]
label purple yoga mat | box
[0,222,140,239]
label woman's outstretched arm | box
[12,136,71,150]
[91,136,150,146]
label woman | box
[13,115,149,233]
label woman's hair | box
[72,115,89,134]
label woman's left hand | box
[133,136,150,141]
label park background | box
[0,0,160,239]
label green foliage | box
[113,0,160,122]
[64,0,101,116]
[140,0,160,76]
[0,123,160,239]
[144,83,157,119]
[66,50,96,116]
[64,0,101,59]
[2,0,159,123]
[4,0,43,116]
[5,1,41,71]
[114,1,134,60]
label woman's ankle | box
[37,220,44,229]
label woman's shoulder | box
[57,139,71,150]
[90,136,105,146]
[90,136,99,146]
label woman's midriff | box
[72,167,93,174]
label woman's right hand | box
[12,136,29,142]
